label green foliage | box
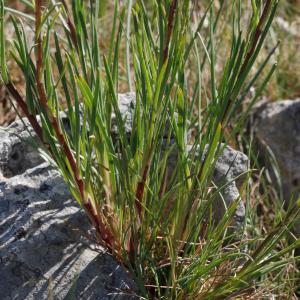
[0,0,299,298]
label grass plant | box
[0,0,299,298]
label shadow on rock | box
[0,163,136,300]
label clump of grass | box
[0,0,299,298]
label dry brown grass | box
[1,1,299,126]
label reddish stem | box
[60,0,79,50]
[34,1,115,250]
[5,82,48,151]
[238,0,272,78]
[222,0,273,124]
[163,0,178,63]
[35,0,83,199]
[134,0,179,222]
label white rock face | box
[0,93,248,298]
[0,163,137,300]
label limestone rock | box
[211,145,248,227]
[111,93,136,138]
[0,118,44,177]
[189,144,248,228]
[252,99,300,233]
[0,163,137,300]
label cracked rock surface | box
[0,163,133,300]
[0,93,248,299]
[0,163,136,300]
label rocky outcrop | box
[0,163,137,300]
[252,99,300,232]
[0,93,249,299]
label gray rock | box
[212,145,249,188]
[111,93,136,138]
[188,144,248,229]
[252,99,300,233]
[0,163,137,300]
[0,118,44,177]
[211,145,248,228]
